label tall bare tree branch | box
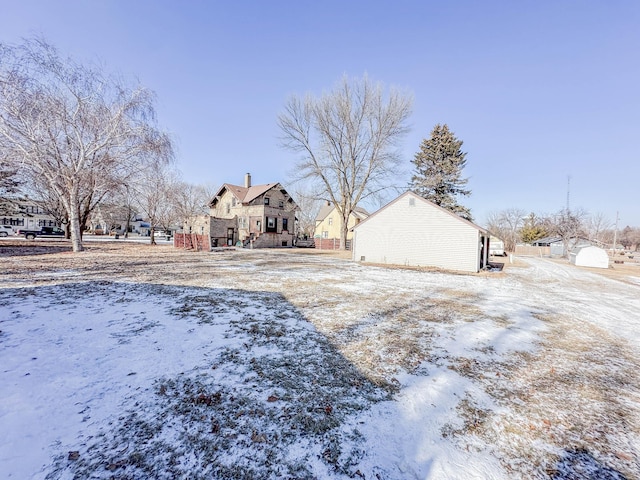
[278,74,412,249]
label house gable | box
[315,204,370,240]
[352,191,487,273]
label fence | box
[514,245,551,257]
[314,238,351,250]
[173,233,210,251]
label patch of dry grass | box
[452,313,640,479]
[3,242,639,479]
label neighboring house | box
[88,208,152,236]
[182,173,297,249]
[0,199,57,231]
[531,236,561,247]
[352,191,490,273]
[314,202,369,250]
[132,220,151,236]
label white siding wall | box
[353,194,481,273]
[570,246,609,269]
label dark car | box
[17,226,65,239]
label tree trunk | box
[340,211,349,250]
[124,206,131,238]
[68,188,84,252]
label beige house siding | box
[353,192,487,273]
[315,209,361,240]
[183,214,211,236]
[314,205,368,250]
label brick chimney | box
[244,173,251,188]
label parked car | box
[295,238,316,248]
[489,238,506,256]
[16,226,65,240]
[0,225,15,237]
[152,230,172,240]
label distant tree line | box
[486,208,640,253]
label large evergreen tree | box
[410,124,472,220]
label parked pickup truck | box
[16,226,65,240]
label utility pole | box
[612,211,619,255]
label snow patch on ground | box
[1,250,638,479]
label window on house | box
[264,197,270,205]
[232,198,237,207]
[282,218,288,232]
[266,217,277,233]
[279,200,284,208]
[226,203,230,214]
[322,231,329,239]
[328,218,333,226]
[256,220,261,231]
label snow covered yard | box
[0,242,639,479]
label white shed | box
[570,245,609,269]
[352,191,489,273]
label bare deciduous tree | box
[278,74,412,250]
[0,38,173,251]
[619,226,640,251]
[485,208,526,252]
[585,212,613,245]
[550,208,588,258]
[134,163,178,245]
[292,184,323,239]
[172,181,211,227]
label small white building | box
[352,191,490,273]
[570,245,609,269]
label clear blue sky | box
[2,1,638,227]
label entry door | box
[227,228,234,246]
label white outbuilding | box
[352,191,490,273]
[569,245,609,269]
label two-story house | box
[1,199,58,231]
[183,174,298,249]
[314,202,369,250]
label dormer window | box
[264,197,270,205]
